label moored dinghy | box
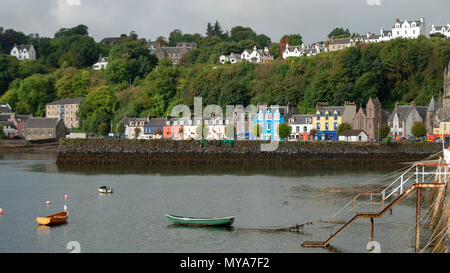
[98,186,113,194]
[165,214,235,227]
[36,211,69,226]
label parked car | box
[395,136,407,142]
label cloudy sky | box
[1,0,449,43]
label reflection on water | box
[0,151,423,253]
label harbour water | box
[0,151,424,253]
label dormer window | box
[325,112,329,121]
[316,113,320,120]
[334,112,338,120]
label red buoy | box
[64,194,68,200]
[0,208,3,215]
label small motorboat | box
[36,211,68,226]
[98,186,113,194]
[165,214,235,227]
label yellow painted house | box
[312,107,344,141]
[433,117,450,135]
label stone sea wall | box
[56,139,443,166]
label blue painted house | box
[252,106,285,140]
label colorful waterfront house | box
[313,105,343,141]
[143,117,168,139]
[287,114,314,141]
[163,118,184,140]
[251,106,285,140]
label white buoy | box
[0,208,3,215]
[64,205,67,211]
[46,201,51,206]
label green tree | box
[251,124,262,139]
[377,124,390,139]
[168,29,183,47]
[0,54,19,96]
[97,122,109,136]
[328,27,351,38]
[0,124,4,139]
[278,123,292,139]
[78,86,117,133]
[280,34,303,46]
[337,123,352,134]
[411,122,427,138]
[116,122,125,137]
[156,36,168,47]
[134,127,141,139]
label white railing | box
[329,163,449,232]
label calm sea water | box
[0,151,424,253]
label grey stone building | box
[24,118,67,141]
[153,42,197,65]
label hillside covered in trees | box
[0,24,449,134]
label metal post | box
[382,192,385,210]
[370,194,373,210]
[415,188,421,253]
[400,175,404,194]
[422,165,425,183]
[416,165,419,183]
[370,218,374,242]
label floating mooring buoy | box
[0,208,3,215]
[46,201,51,206]
[64,194,68,200]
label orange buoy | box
[0,208,3,215]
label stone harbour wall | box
[56,139,443,166]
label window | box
[316,113,320,120]
[325,112,329,120]
[334,113,338,120]
[325,123,329,130]
[303,126,307,133]
[267,122,271,131]
[334,122,338,130]
[317,123,321,130]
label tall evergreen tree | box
[206,23,214,37]
[213,20,223,37]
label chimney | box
[396,18,400,23]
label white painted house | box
[430,24,450,38]
[241,46,273,64]
[10,45,36,61]
[391,18,426,39]
[287,115,313,141]
[338,130,368,142]
[93,57,108,70]
[219,52,242,64]
[283,43,328,59]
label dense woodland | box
[0,24,449,134]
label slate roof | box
[316,106,345,115]
[288,115,313,125]
[0,121,16,128]
[47,98,84,105]
[381,109,393,124]
[387,105,427,122]
[100,37,121,45]
[24,118,61,129]
[416,106,428,121]
[13,45,34,51]
[146,118,168,127]
[340,129,367,137]
[329,38,352,45]
[0,114,10,121]
[0,103,12,114]
[394,20,423,28]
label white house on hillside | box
[219,52,242,64]
[391,18,426,39]
[283,43,328,59]
[93,57,108,70]
[241,46,273,64]
[430,24,450,37]
[10,45,36,61]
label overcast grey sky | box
[1,0,449,43]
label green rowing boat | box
[165,214,235,227]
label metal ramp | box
[302,163,448,249]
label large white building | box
[391,18,426,39]
[10,45,36,61]
[430,24,450,37]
